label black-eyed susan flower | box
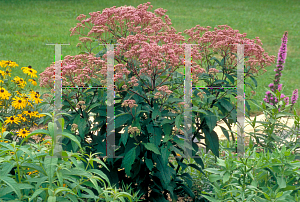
[12,96,27,109]
[5,116,21,125]
[22,66,37,78]
[3,69,11,77]
[17,128,30,138]
[0,87,11,100]
[17,114,27,122]
[28,79,37,86]
[11,76,27,88]
[17,78,27,88]
[0,70,5,77]
[32,111,45,118]
[29,91,42,104]
[23,110,34,118]
[8,61,18,68]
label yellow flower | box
[29,91,42,104]
[28,79,37,86]
[17,114,27,122]
[5,116,21,125]
[176,153,181,156]
[0,80,3,84]
[0,70,5,77]
[34,113,46,118]
[12,96,27,109]
[17,128,30,138]
[23,110,34,118]
[1,60,18,68]
[11,76,27,88]
[3,69,11,77]
[22,66,37,78]
[0,126,6,134]
[0,87,11,100]
[8,61,19,68]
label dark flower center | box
[18,100,22,103]
[28,66,32,69]
[10,117,14,120]
[0,90,4,93]
[22,131,26,134]
[28,111,31,113]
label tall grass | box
[1,0,299,116]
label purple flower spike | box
[280,94,285,99]
[269,83,274,88]
[291,89,298,104]
[278,84,283,91]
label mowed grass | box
[1,0,299,116]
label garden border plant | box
[37,2,279,201]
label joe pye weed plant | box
[37,2,278,201]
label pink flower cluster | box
[39,53,106,88]
[184,24,276,77]
[39,2,278,113]
[121,99,138,108]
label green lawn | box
[1,0,299,116]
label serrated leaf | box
[143,143,161,155]
[204,111,217,133]
[175,114,182,130]
[122,147,136,176]
[162,123,172,136]
[145,158,154,171]
[203,128,219,158]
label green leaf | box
[29,188,45,202]
[145,158,154,171]
[48,122,55,139]
[122,147,136,176]
[193,156,205,169]
[44,156,58,183]
[121,127,129,146]
[225,73,235,85]
[88,169,110,186]
[175,114,182,130]
[203,128,219,158]
[204,111,217,133]
[223,171,230,183]
[61,131,82,150]
[54,187,77,195]
[250,76,257,87]
[0,162,15,176]
[277,175,286,189]
[219,98,233,112]
[155,155,171,190]
[21,163,47,175]
[143,143,161,155]
[48,196,56,202]
[0,176,21,198]
[162,123,172,136]
[219,125,230,141]
[152,102,161,121]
